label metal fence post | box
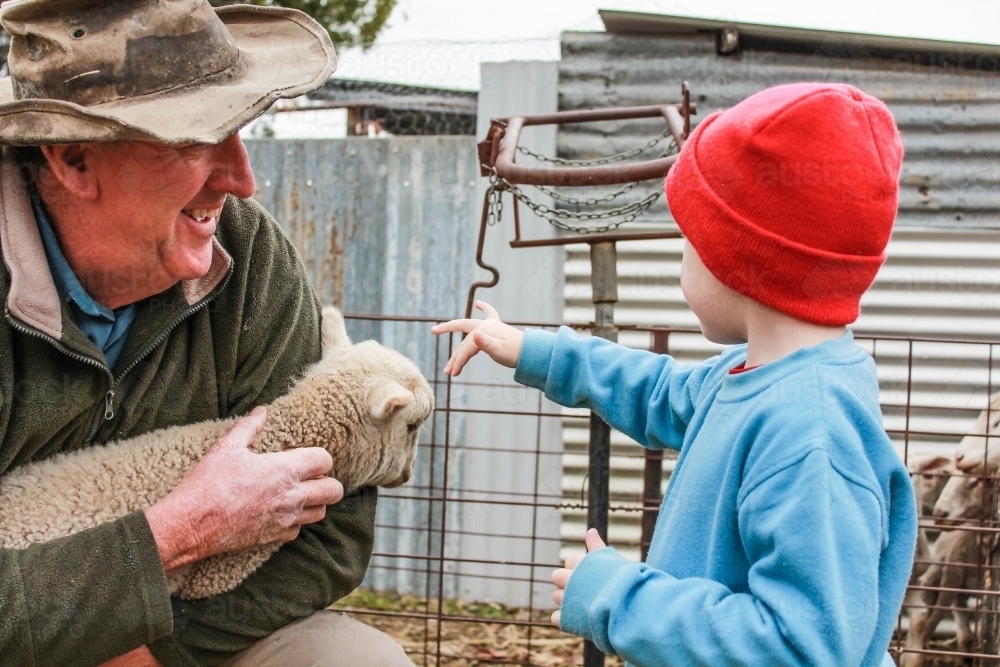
[640,331,670,562]
[585,240,618,667]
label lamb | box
[908,456,951,583]
[0,306,434,600]
[901,468,995,666]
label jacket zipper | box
[5,287,224,443]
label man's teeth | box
[183,208,219,222]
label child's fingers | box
[552,588,564,607]
[552,567,572,589]
[443,336,484,376]
[472,329,503,356]
[551,610,560,627]
[475,300,501,321]
[564,552,585,570]
[431,319,482,335]
[584,528,607,552]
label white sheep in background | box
[908,456,951,580]
[901,468,995,667]
[0,306,434,600]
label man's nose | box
[206,132,256,199]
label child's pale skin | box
[431,240,847,627]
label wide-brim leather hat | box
[0,0,337,145]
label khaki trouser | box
[222,611,414,667]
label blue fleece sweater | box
[514,328,916,667]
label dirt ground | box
[335,591,978,666]
[334,590,625,666]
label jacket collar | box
[0,147,232,341]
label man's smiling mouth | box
[181,207,222,223]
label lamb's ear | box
[321,306,351,357]
[370,381,413,422]
[910,455,950,473]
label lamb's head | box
[908,455,951,517]
[301,307,434,490]
[933,469,997,525]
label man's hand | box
[99,646,161,667]
[431,301,524,376]
[551,528,606,627]
[144,406,344,573]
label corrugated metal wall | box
[246,137,478,595]
[556,31,1000,559]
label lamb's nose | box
[933,508,948,519]
[956,452,965,463]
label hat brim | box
[0,5,336,145]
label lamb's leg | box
[901,604,941,667]
[173,544,281,600]
[953,601,974,653]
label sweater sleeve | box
[559,449,884,666]
[147,199,376,666]
[0,511,173,666]
[514,327,724,450]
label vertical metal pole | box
[640,331,669,562]
[585,241,617,667]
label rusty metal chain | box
[486,172,504,226]
[487,134,678,234]
[536,180,640,206]
[488,169,663,234]
[516,130,673,167]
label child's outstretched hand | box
[431,301,524,376]
[550,528,606,627]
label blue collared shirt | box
[30,185,137,370]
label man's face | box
[50,133,255,305]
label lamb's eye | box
[407,423,419,433]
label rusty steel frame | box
[335,311,1000,666]
[465,83,696,321]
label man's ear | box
[370,381,413,423]
[40,144,98,200]
[321,306,351,357]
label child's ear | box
[369,381,413,423]
[321,306,351,357]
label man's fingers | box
[217,406,267,450]
[298,476,345,507]
[552,567,572,589]
[267,446,334,480]
[277,526,301,543]
[475,300,501,321]
[297,504,328,525]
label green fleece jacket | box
[0,151,377,667]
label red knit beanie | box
[665,82,903,326]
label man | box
[0,1,412,665]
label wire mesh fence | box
[333,312,1000,667]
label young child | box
[433,83,916,667]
